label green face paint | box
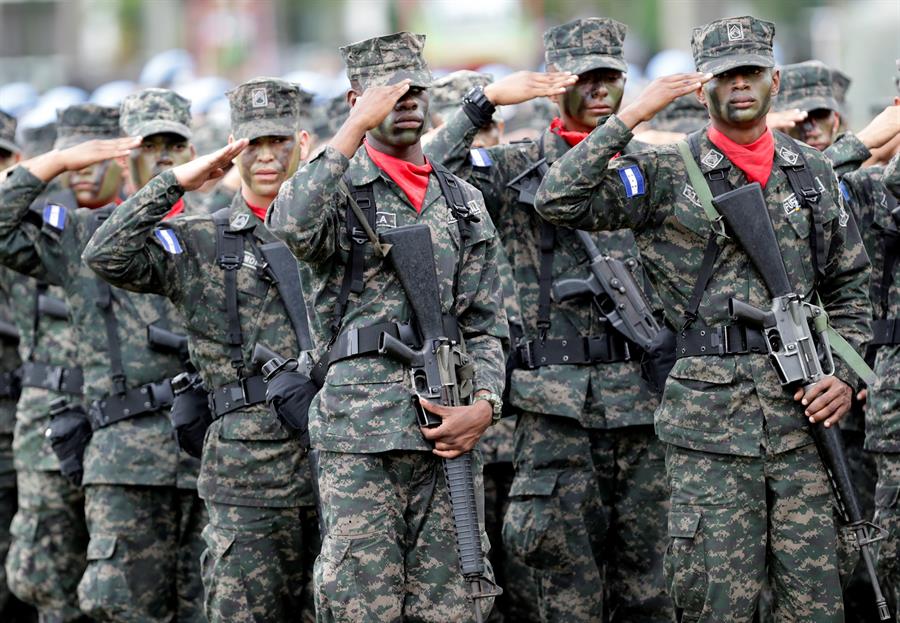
[368,88,430,148]
[559,68,625,132]
[236,134,302,201]
[789,108,837,151]
[66,159,123,209]
[128,132,193,190]
[704,66,773,126]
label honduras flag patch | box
[154,227,183,254]
[839,181,851,203]
[469,148,492,168]
[42,204,67,230]
[618,165,645,198]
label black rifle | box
[718,182,891,621]
[37,294,69,320]
[376,224,501,623]
[0,319,19,345]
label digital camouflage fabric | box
[53,104,121,149]
[120,88,193,140]
[20,123,57,160]
[0,110,20,155]
[691,15,775,75]
[227,77,312,141]
[649,93,708,134]
[544,17,628,74]
[430,70,500,123]
[341,32,433,89]
[775,61,842,115]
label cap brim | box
[0,138,20,154]
[777,95,840,114]
[361,68,432,90]
[556,55,628,76]
[232,117,298,142]
[701,54,775,76]
[131,120,192,140]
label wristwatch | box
[462,86,497,129]
[475,391,503,423]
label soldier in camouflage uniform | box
[648,94,708,135]
[535,16,872,622]
[83,77,319,623]
[424,18,672,622]
[428,71,504,148]
[20,123,57,159]
[0,110,22,172]
[266,33,509,622]
[0,103,205,622]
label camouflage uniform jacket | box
[425,108,660,428]
[82,169,314,508]
[0,269,78,471]
[535,116,872,457]
[267,145,509,454]
[824,131,870,178]
[0,166,197,488]
[841,163,900,451]
[0,282,20,436]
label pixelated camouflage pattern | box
[195,182,237,215]
[77,484,206,622]
[505,414,671,621]
[430,70,500,122]
[266,143,508,453]
[341,32,433,89]
[201,501,318,623]
[314,450,494,622]
[6,469,86,621]
[426,108,661,428]
[886,152,900,198]
[20,122,57,160]
[543,17,628,74]
[0,110,19,155]
[0,445,13,615]
[83,175,315,508]
[691,15,776,75]
[775,61,841,114]
[665,443,846,621]
[227,77,312,141]
[504,98,557,137]
[54,104,121,149]
[832,68,851,111]
[873,453,900,620]
[824,131,872,178]
[0,293,20,442]
[649,94,709,134]
[311,94,351,141]
[534,116,871,456]
[190,117,230,158]
[119,88,193,140]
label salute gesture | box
[24,137,141,182]
[618,72,712,129]
[172,139,249,191]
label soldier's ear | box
[189,143,197,159]
[770,69,781,96]
[347,87,360,108]
[296,130,311,161]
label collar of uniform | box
[225,194,259,233]
[540,126,572,165]
[348,144,443,214]
[771,132,804,169]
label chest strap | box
[88,379,175,430]
[19,362,83,395]
[213,209,246,375]
[209,374,267,418]
[676,324,768,358]
[515,332,634,370]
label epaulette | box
[469,147,493,168]
[153,227,183,254]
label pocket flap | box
[320,534,352,565]
[201,523,235,560]
[669,356,736,384]
[668,510,702,539]
[875,484,900,510]
[86,534,117,560]
[9,513,38,541]
[509,472,558,498]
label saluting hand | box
[418,397,493,459]
[172,139,249,192]
[618,72,713,130]
[24,137,142,183]
[857,103,900,150]
[794,376,853,428]
[766,108,808,132]
[330,80,414,159]
[483,70,577,106]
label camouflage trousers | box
[665,443,845,623]
[77,484,207,622]
[504,413,671,623]
[6,468,86,622]
[200,501,319,623]
[874,452,900,621]
[314,449,495,623]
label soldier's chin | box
[249,178,283,197]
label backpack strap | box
[778,135,827,286]
[213,208,246,375]
[90,209,127,395]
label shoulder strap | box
[258,242,314,351]
[213,209,246,375]
[779,139,827,285]
[91,210,127,394]
[879,195,900,316]
[28,282,47,362]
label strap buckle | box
[518,342,536,369]
[111,374,127,396]
[219,253,242,270]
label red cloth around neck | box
[707,125,775,188]
[365,141,432,213]
[550,117,589,147]
[162,198,184,221]
[245,200,268,221]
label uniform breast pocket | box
[780,202,835,289]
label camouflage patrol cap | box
[649,94,708,134]
[691,16,775,75]
[119,88,192,140]
[832,68,851,109]
[775,61,841,114]
[54,104,121,149]
[341,32,432,89]
[227,77,311,141]
[20,122,56,158]
[544,18,628,75]
[312,93,351,140]
[430,70,500,122]
[0,110,20,154]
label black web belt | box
[515,331,635,370]
[20,362,83,395]
[871,318,900,347]
[210,374,267,418]
[88,379,175,430]
[0,371,18,399]
[676,324,767,358]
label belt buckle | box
[720,326,729,356]
[47,366,64,392]
[342,328,360,358]
[519,342,536,369]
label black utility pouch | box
[47,398,92,486]
[262,357,318,450]
[641,327,677,394]
[170,372,213,459]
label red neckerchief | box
[550,117,589,147]
[245,200,268,221]
[162,198,184,221]
[364,141,433,213]
[707,125,775,188]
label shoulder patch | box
[700,149,724,168]
[469,148,492,168]
[154,227,183,254]
[618,165,646,198]
[778,145,799,165]
[42,203,67,230]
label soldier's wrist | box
[474,390,503,423]
[462,86,497,129]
